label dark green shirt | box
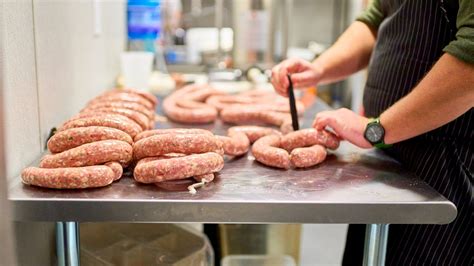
[357,0,474,64]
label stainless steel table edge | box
[11,199,457,224]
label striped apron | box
[343,0,473,265]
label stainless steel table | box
[8,100,457,266]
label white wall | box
[1,0,42,183]
[1,0,125,181]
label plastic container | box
[120,51,154,91]
[219,224,301,264]
[80,223,213,266]
[222,255,296,266]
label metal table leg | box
[363,224,389,266]
[56,222,80,266]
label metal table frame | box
[9,101,456,266]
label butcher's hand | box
[271,58,324,97]
[312,108,372,149]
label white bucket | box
[120,51,154,91]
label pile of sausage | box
[132,128,224,192]
[163,84,305,133]
[21,88,157,189]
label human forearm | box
[315,21,377,85]
[381,53,474,144]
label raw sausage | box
[162,84,222,124]
[21,165,115,189]
[134,152,224,183]
[86,101,155,119]
[280,128,339,151]
[105,161,123,181]
[163,98,218,124]
[40,140,133,168]
[60,114,142,138]
[220,106,290,127]
[133,133,222,160]
[80,107,150,130]
[120,88,158,106]
[134,128,213,142]
[92,93,154,109]
[217,131,250,156]
[251,135,290,169]
[228,126,281,143]
[47,126,133,153]
[290,144,327,168]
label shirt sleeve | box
[356,0,385,29]
[443,0,474,64]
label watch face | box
[365,124,384,143]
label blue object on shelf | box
[127,0,161,40]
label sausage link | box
[40,140,133,168]
[134,152,224,183]
[93,93,154,109]
[217,131,250,156]
[163,97,218,124]
[290,144,327,168]
[220,107,290,127]
[21,165,114,189]
[251,135,290,169]
[163,85,222,124]
[281,128,340,151]
[86,101,154,119]
[83,107,151,130]
[80,107,150,130]
[133,133,222,160]
[47,126,133,153]
[120,88,158,106]
[205,95,254,111]
[228,126,281,143]
[105,161,123,181]
[134,128,213,142]
[60,114,142,138]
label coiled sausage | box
[251,135,290,169]
[134,152,224,183]
[281,128,339,151]
[40,140,133,168]
[134,128,213,142]
[228,126,281,143]
[47,126,133,153]
[290,144,327,168]
[60,114,142,138]
[133,133,222,160]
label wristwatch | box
[364,117,392,149]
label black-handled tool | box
[287,74,299,131]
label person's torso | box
[363,0,473,140]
